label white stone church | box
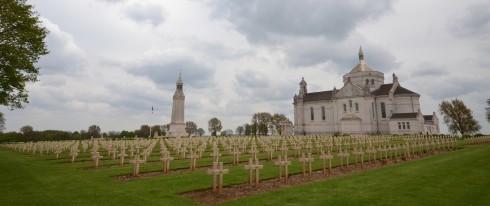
[293,47,440,135]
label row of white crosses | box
[2,135,482,187]
[466,136,490,145]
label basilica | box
[293,47,440,135]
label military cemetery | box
[2,1,490,205]
[0,134,489,205]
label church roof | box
[371,84,419,96]
[303,91,333,102]
[390,113,419,119]
[423,115,433,121]
[350,61,375,73]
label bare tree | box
[439,98,481,135]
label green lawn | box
[0,144,489,205]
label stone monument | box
[168,72,186,137]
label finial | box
[358,46,364,61]
[176,70,183,84]
[392,73,398,83]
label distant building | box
[167,72,186,137]
[293,47,440,135]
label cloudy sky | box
[2,0,490,134]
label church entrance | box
[340,113,362,134]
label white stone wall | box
[389,119,423,134]
[392,96,420,113]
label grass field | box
[0,144,489,205]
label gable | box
[335,81,365,98]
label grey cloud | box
[124,2,166,26]
[128,57,216,89]
[234,70,296,102]
[407,74,486,100]
[209,0,393,44]
[411,62,449,77]
[448,3,490,38]
[99,0,126,3]
[283,38,399,72]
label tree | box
[439,99,481,135]
[151,125,162,137]
[208,117,222,136]
[20,125,33,136]
[221,129,233,136]
[120,130,131,138]
[185,121,198,137]
[87,125,101,138]
[244,123,252,136]
[107,131,119,138]
[486,98,490,123]
[252,112,272,136]
[137,125,150,137]
[80,130,88,139]
[270,113,291,135]
[235,125,244,136]
[0,112,5,132]
[72,131,81,140]
[0,0,49,109]
[197,128,205,136]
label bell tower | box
[168,71,186,137]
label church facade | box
[293,48,440,135]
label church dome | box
[349,46,374,73]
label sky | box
[1,0,490,134]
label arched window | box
[355,103,359,112]
[343,104,347,112]
[366,79,369,85]
[381,102,386,118]
[371,79,375,85]
[321,106,326,120]
[310,107,314,120]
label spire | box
[176,70,183,85]
[349,46,373,73]
[392,73,398,83]
[358,46,364,61]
